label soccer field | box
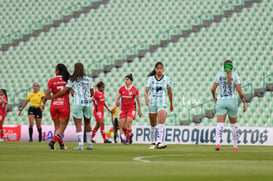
[0,142,272,181]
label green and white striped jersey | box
[214,71,240,100]
[146,75,171,106]
[66,76,92,106]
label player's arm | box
[112,94,121,112]
[51,86,70,99]
[0,96,8,104]
[167,87,173,112]
[18,100,29,116]
[235,84,247,112]
[144,87,150,106]
[104,102,111,113]
[136,96,142,117]
[90,88,94,97]
[211,82,219,103]
[42,89,51,110]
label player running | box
[91,81,112,143]
[0,89,8,141]
[211,60,247,151]
[18,83,45,142]
[112,74,142,144]
[43,64,70,150]
[144,62,173,149]
[49,63,94,150]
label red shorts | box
[50,105,70,121]
[93,109,104,121]
[119,109,136,120]
[0,114,6,122]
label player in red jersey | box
[91,81,112,143]
[112,74,142,144]
[0,89,8,141]
[43,64,70,150]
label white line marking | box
[133,155,161,163]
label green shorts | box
[215,99,238,118]
[149,104,167,113]
[72,104,92,119]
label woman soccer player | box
[43,64,70,150]
[112,74,142,145]
[0,89,8,141]
[144,62,173,149]
[48,63,94,150]
[111,102,119,143]
[211,60,247,151]
[18,83,45,142]
[91,81,112,143]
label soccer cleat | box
[156,143,167,149]
[215,144,220,151]
[129,133,134,144]
[104,139,112,143]
[233,147,238,152]
[60,144,67,150]
[73,146,84,150]
[149,143,156,150]
[48,141,55,150]
[0,138,3,142]
[92,139,96,143]
[87,144,93,150]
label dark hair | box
[56,63,70,82]
[147,62,164,77]
[95,81,105,88]
[125,74,133,81]
[224,60,233,85]
[70,63,86,82]
[0,89,8,101]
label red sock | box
[0,125,3,139]
[58,139,64,145]
[92,127,98,139]
[101,127,106,141]
[52,135,59,143]
[126,129,132,142]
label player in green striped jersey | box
[50,63,94,150]
[211,60,247,151]
[144,62,173,149]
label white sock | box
[216,123,224,145]
[76,132,84,146]
[156,124,164,144]
[230,123,238,148]
[121,134,126,141]
[86,132,92,145]
[150,126,156,144]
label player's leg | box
[156,110,167,149]
[125,116,134,144]
[228,99,239,151]
[92,121,99,142]
[113,118,119,143]
[149,113,157,149]
[0,119,4,141]
[72,105,84,150]
[83,105,93,150]
[35,117,42,142]
[215,100,227,150]
[119,112,127,143]
[28,114,35,142]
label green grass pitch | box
[0,142,273,181]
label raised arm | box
[167,87,173,112]
[211,82,219,103]
[235,84,247,112]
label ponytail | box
[224,60,233,85]
[57,64,70,82]
[147,62,164,77]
